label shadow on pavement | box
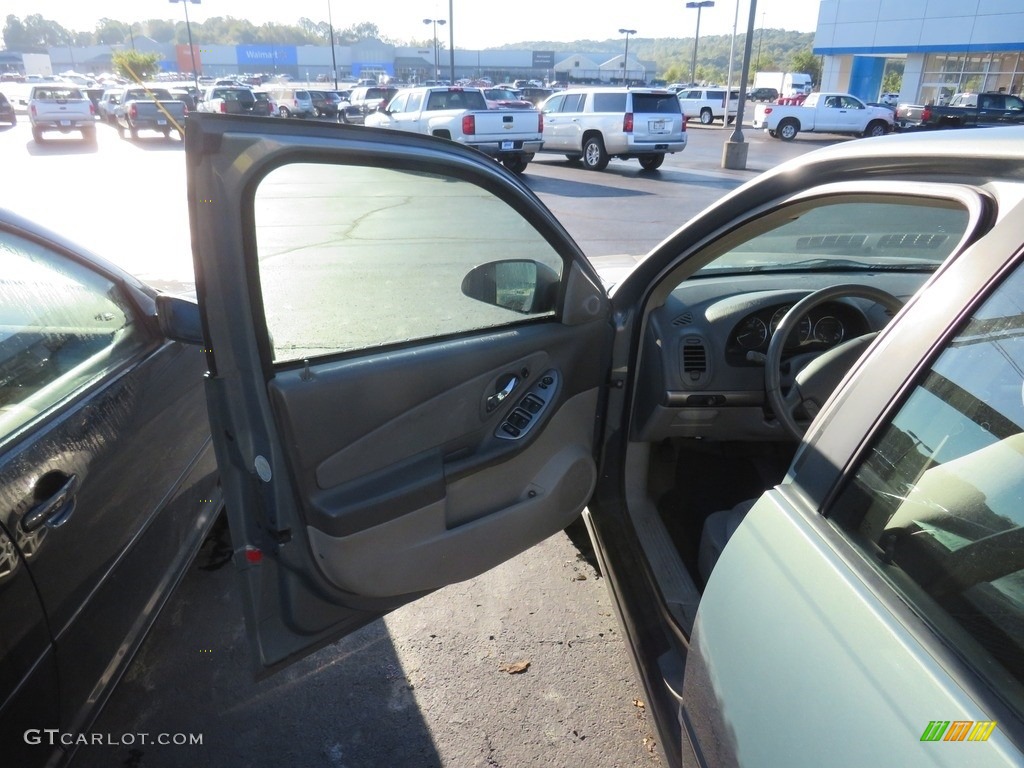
[80,516,441,768]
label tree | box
[112,49,161,82]
[788,49,821,87]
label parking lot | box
[0,116,840,767]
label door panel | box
[186,114,610,672]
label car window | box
[631,93,682,114]
[694,196,971,276]
[0,231,149,443]
[592,92,627,112]
[387,93,408,113]
[830,262,1024,713]
[541,94,564,113]
[251,163,565,362]
[407,92,423,111]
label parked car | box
[166,117,1024,768]
[268,87,314,118]
[307,89,342,118]
[538,86,686,170]
[112,86,188,140]
[915,91,1024,128]
[339,85,398,124]
[251,89,279,117]
[27,84,96,144]
[747,86,779,102]
[0,91,17,125]
[517,86,555,106]
[677,85,740,124]
[196,85,257,116]
[753,92,893,140]
[482,87,535,109]
[0,209,222,768]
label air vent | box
[796,234,867,251]
[681,336,708,383]
[877,233,949,250]
[672,312,694,326]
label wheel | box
[82,128,96,144]
[161,127,171,138]
[581,135,609,171]
[777,119,799,141]
[564,154,582,163]
[129,125,139,140]
[863,120,889,138]
[314,107,323,117]
[768,129,778,138]
[699,108,714,125]
[116,123,126,139]
[279,107,291,118]
[502,155,530,174]
[638,154,664,171]
[765,285,904,440]
[31,125,43,143]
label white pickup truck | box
[28,84,96,144]
[364,86,543,173]
[752,92,893,141]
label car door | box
[183,113,612,673]
[0,213,221,750]
[679,201,1024,765]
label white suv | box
[538,87,686,171]
[677,86,740,125]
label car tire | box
[279,107,291,118]
[161,127,171,138]
[582,135,609,171]
[699,108,714,125]
[31,125,43,143]
[82,128,96,144]
[638,154,664,171]
[564,154,582,163]
[768,129,778,138]
[778,119,799,141]
[129,125,139,140]
[863,120,889,138]
[502,156,529,174]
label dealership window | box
[831,263,1024,713]
[919,51,1023,105]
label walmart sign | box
[236,45,297,67]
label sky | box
[4,0,822,49]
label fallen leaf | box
[499,660,531,674]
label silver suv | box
[677,86,740,124]
[539,87,686,171]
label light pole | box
[327,0,338,89]
[423,18,447,82]
[169,0,200,91]
[686,1,714,86]
[448,0,455,84]
[618,28,636,85]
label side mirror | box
[461,260,559,314]
[156,294,204,345]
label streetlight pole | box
[618,28,636,86]
[423,18,447,82]
[327,0,338,89]
[169,0,200,91]
[686,1,714,85]
[448,0,455,84]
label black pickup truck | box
[912,91,1024,128]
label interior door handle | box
[486,375,519,413]
[21,473,79,533]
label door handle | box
[21,473,79,533]
[486,375,519,413]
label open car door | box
[181,114,611,673]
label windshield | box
[695,198,971,276]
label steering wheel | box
[765,284,904,440]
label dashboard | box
[631,272,930,442]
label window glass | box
[832,264,1024,708]
[0,232,148,443]
[541,94,564,113]
[560,93,586,112]
[695,197,970,277]
[592,92,626,112]
[631,93,682,114]
[253,163,564,363]
[388,93,408,113]
[407,92,423,112]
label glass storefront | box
[919,51,1023,105]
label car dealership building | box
[815,0,1024,104]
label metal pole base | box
[721,139,749,170]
